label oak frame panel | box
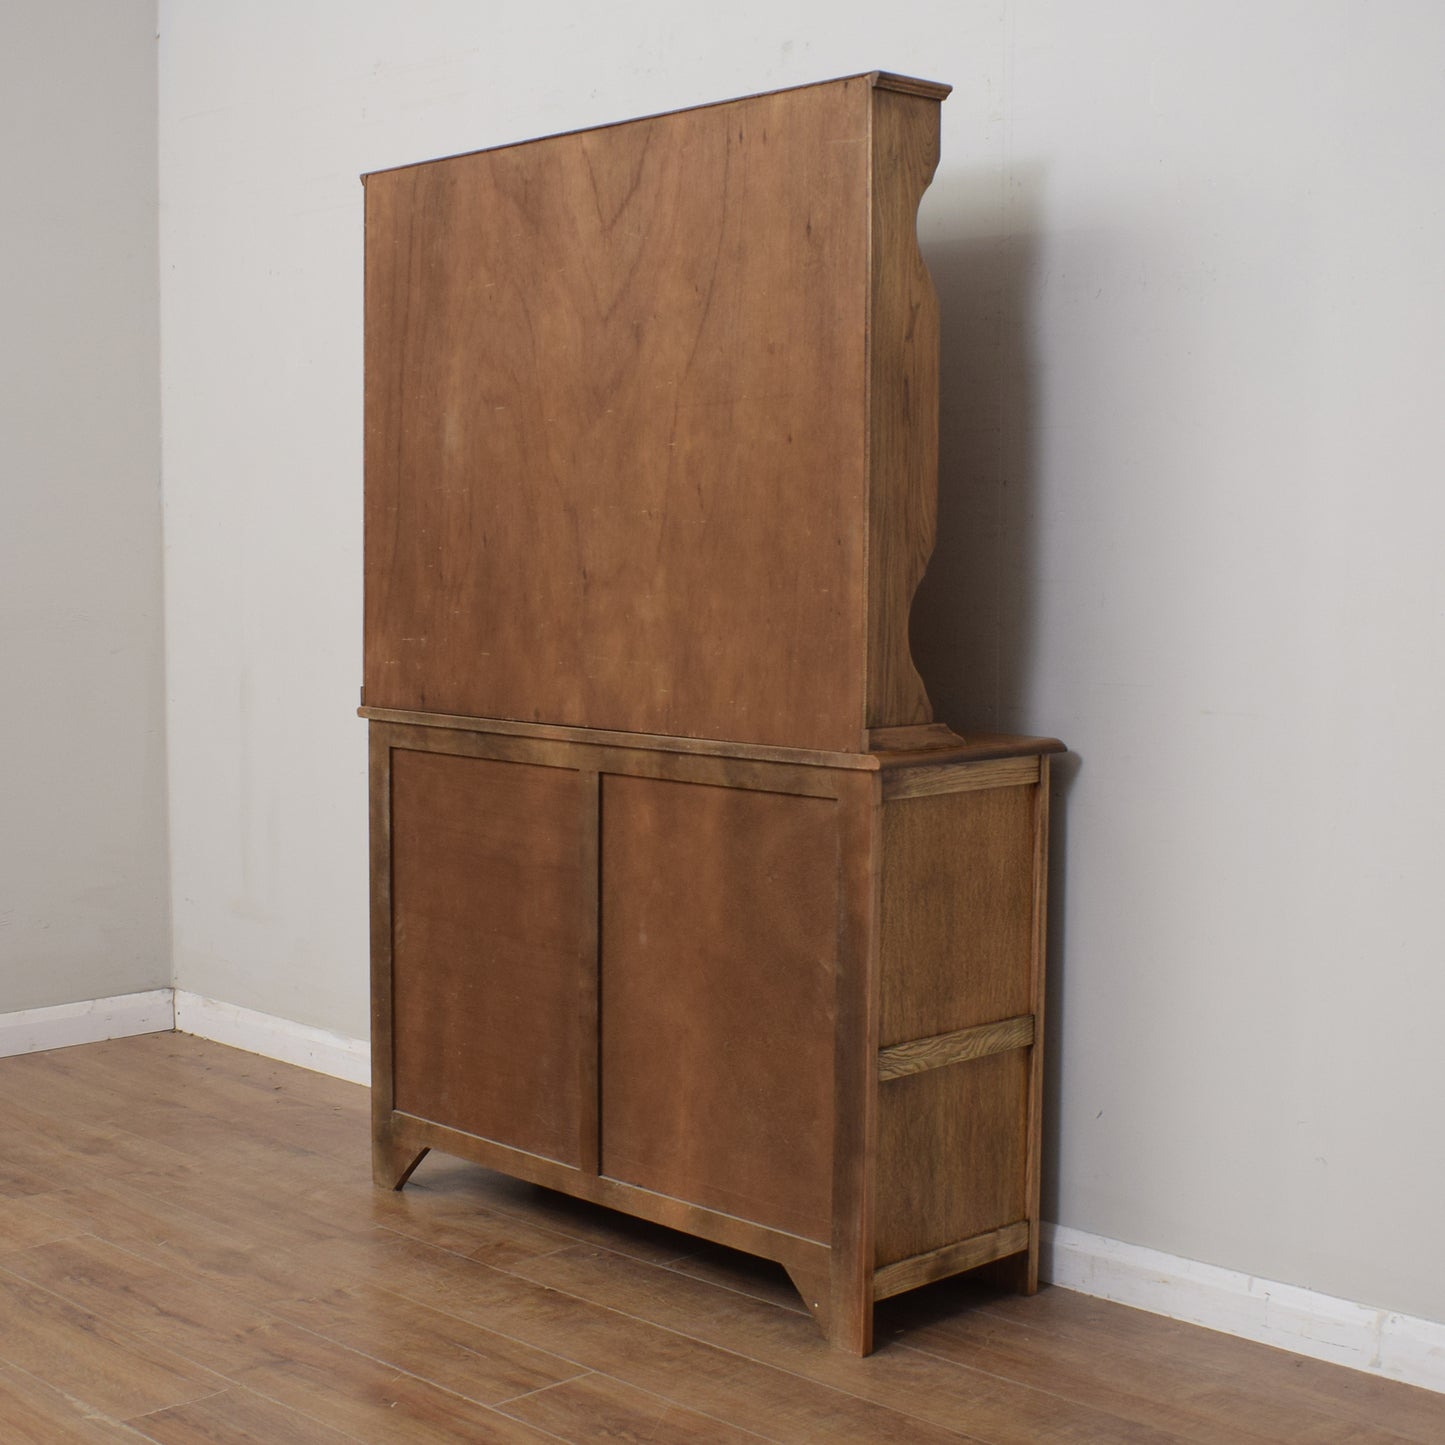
[370,718,1058,1351]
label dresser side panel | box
[865,87,944,731]
[878,783,1036,1049]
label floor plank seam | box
[275,1310,590,1422]
[488,1369,598,1409]
[154,1377,374,1445]
[121,1384,233,1425]
[397,1180,702,1266]
[499,1367,791,1445]
[0,1356,162,1438]
[342,1278,598,1378]
[895,1312,1439,1445]
[475,1253,987,1443]
[374,1207,596,1262]
[0,1242,382,1443]
[347,1242,984,1441]
[890,1330,1424,1445]
[22,1312,277,1426]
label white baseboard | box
[1042,1223,1445,1395]
[0,989,175,1059]
[172,989,370,1086]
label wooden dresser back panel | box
[365,78,880,749]
[598,774,840,1240]
[389,749,587,1165]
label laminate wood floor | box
[0,1034,1439,1443]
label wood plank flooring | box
[0,1034,1440,1443]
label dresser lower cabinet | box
[368,716,1055,1354]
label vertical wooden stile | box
[578,769,602,1177]
[1023,756,1053,1292]
[828,769,885,1353]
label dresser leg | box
[783,1259,873,1353]
[978,1242,1040,1296]
[784,1264,833,1341]
[827,1270,875,1355]
[373,1130,429,1191]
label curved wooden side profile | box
[866,83,948,739]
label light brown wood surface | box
[364,73,950,752]
[361,707,1068,771]
[876,1014,1035,1082]
[875,1049,1030,1269]
[866,85,944,731]
[599,774,840,1241]
[2,1034,1441,1443]
[362,73,1068,1354]
[369,717,1059,1351]
[878,784,1037,1047]
[389,748,587,1166]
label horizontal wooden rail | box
[874,1221,1031,1300]
[881,754,1040,800]
[877,1014,1035,1082]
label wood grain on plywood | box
[877,1014,1035,1082]
[599,774,840,1242]
[872,1220,1031,1300]
[879,784,1037,1048]
[365,79,875,749]
[389,748,587,1166]
[882,754,1040,800]
[874,1049,1030,1269]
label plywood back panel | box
[365,79,867,745]
[598,774,840,1240]
[389,749,586,1164]
[365,74,947,750]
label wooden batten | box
[882,754,1041,801]
[877,1014,1035,1082]
[873,1221,1032,1301]
[866,723,966,753]
[360,705,884,771]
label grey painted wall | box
[0,1,168,1010]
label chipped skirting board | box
[1042,1223,1445,1395]
[171,989,370,1087]
[0,989,175,1058]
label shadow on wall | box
[912,170,1042,736]
[911,168,1079,1226]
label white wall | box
[1,0,168,1012]
[158,1,1445,1326]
